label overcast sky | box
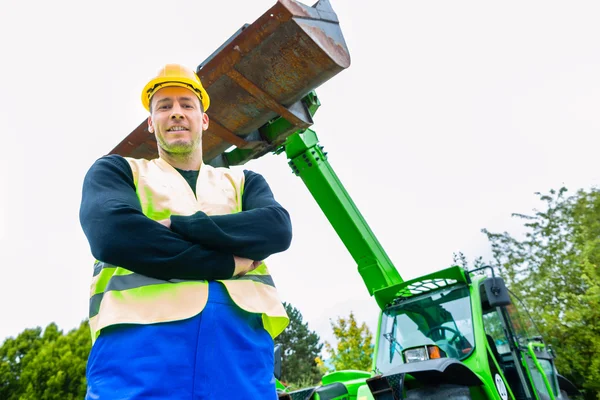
[1,0,599,349]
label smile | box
[168,126,188,131]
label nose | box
[170,103,184,119]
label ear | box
[201,112,209,130]
[147,115,154,134]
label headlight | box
[403,345,446,363]
[403,346,428,363]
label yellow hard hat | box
[141,64,210,112]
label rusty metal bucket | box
[110,0,351,165]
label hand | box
[233,256,259,277]
[157,218,171,229]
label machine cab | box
[371,267,574,399]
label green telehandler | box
[111,0,581,398]
[270,97,580,400]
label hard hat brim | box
[142,77,210,112]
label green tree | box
[483,187,600,399]
[0,326,46,398]
[274,302,323,387]
[0,321,91,400]
[324,312,373,372]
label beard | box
[157,134,201,155]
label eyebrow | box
[155,96,196,104]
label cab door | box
[482,306,529,399]
[502,293,562,400]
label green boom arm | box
[271,94,403,298]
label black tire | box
[405,384,471,400]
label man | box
[80,64,291,399]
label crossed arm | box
[79,155,292,281]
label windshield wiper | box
[383,332,403,362]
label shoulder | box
[85,154,135,187]
[122,156,155,176]
[243,169,263,180]
[242,169,272,192]
[88,154,131,175]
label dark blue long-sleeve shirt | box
[79,155,292,281]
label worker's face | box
[147,86,209,155]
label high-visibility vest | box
[88,157,289,343]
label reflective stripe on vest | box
[88,157,289,342]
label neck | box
[158,148,203,171]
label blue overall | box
[85,282,277,399]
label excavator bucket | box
[110,0,351,166]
